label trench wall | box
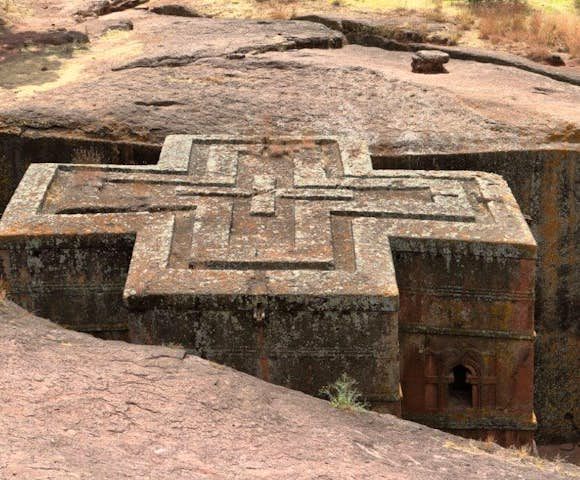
[0,132,161,213]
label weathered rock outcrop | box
[150,4,202,17]
[75,0,149,18]
[1,300,579,479]
[411,50,449,73]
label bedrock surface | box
[0,12,579,149]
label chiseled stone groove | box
[399,286,534,301]
[62,322,129,333]
[8,283,126,293]
[405,414,538,431]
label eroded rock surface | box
[1,9,579,145]
[1,300,578,479]
[0,13,578,148]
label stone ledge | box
[400,324,536,341]
[406,413,538,431]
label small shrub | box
[484,431,497,444]
[320,373,368,412]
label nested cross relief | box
[0,136,531,303]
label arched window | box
[448,364,473,408]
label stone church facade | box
[0,135,537,445]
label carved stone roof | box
[0,135,536,310]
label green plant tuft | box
[320,373,368,412]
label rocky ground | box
[0,299,578,479]
[0,2,578,152]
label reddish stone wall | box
[0,132,160,214]
[394,249,536,437]
[132,305,402,413]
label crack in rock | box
[134,100,184,107]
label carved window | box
[448,364,474,408]
[423,349,496,412]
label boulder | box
[102,18,134,33]
[411,49,450,73]
[546,53,565,67]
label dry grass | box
[424,0,447,22]
[263,138,318,157]
[187,0,579,60]
[473,2,580,58]
[1,0,32,26]
[444,439,579,476]
[1,0,15,13]
[255,0,297,19]
[484,431,497,445]
[455,9,477,30]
